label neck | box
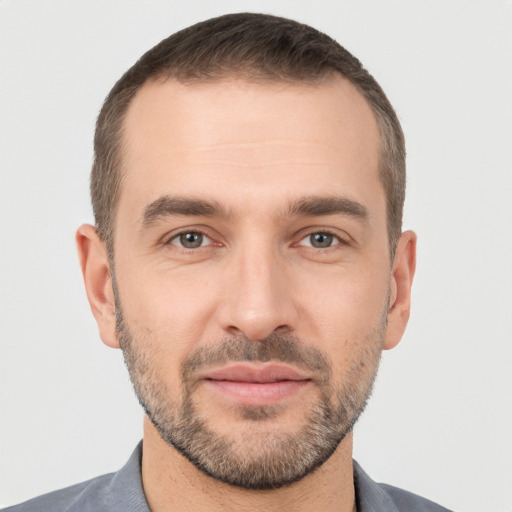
[141,417,356,512]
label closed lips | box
[202,364,312,383]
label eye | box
[169,231,212,249]
[298,232,341,249]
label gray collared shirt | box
[3,442,452,512]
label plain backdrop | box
[1,1,511,511]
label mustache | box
[181,333,332,381]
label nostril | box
[226,325,245,337]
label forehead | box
[119,76,382,222]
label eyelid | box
[170,232,211,248]
[294,228,348,248]
[160,226,350,249]
[162,227,219,248]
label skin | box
[77,76,416,512]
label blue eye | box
[170,232,211,249]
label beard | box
[115,289,386,490]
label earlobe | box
[76,224,120,349]
[383,230,417,350]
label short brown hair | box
[91,12,405,258]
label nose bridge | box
[221,235,296,340]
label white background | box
[1,1,511,511]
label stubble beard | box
[115,291,386,490]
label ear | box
[76,224,120,349]
[383,230,417,350]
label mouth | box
[200,364,313,406]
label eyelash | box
[165,229,215,249]
[164,228,347,251]
[295,229,347,250]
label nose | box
[217,243,299,341]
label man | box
[5,12,450,512]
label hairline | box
[101,71,399,263]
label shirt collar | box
[93,443,398,512]
[353,460,399,512]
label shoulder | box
[353,461,453,512]
[3,443,149,512]
[377,483,453,512]
[2,473,116,512]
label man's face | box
[111,76,394,488]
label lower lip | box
[204,379,311,406]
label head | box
[91,12,406,261]
[78,13,415,491]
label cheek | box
[117,263,219,353]
[303,266,389,333]
[298,268,389,380]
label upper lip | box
[201,364,311,383]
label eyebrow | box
[141,194,368,228]
[142,196,230,227]
[287,196,368,220]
